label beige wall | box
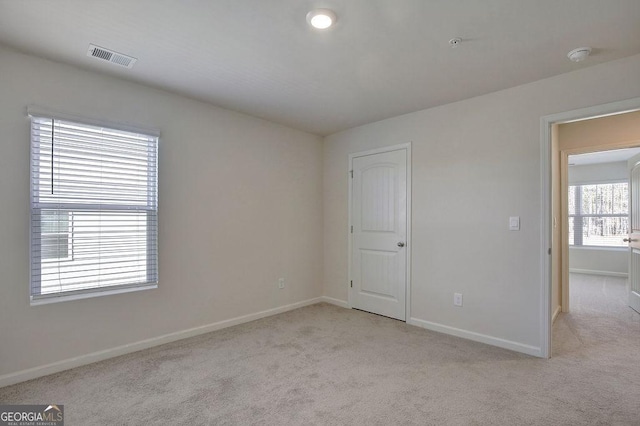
[0,46,324,378]
[324,53,640,352]
[558,110,640,153]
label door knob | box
[397,242,405,247]
[624,238,636,242]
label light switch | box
[509,216,520,231]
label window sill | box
[30,283,158,306]
[569,246,627,252]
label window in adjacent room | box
[568,182,628,247]
[29,111,158,302]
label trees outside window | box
[568,182,628,247]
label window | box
[568,182,628,247]
[40,210,72,261]
[30,111,158,302]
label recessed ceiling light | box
[306,9,337,30]
[567,47,592,62]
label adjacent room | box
[1,1,639,424]
[554,147,640,358]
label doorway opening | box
[561,149,640,353]
[566,148,639,310]
[348,143,412,322]
[543,102,640,358]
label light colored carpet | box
[1,274,639,425]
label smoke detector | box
[87,44,137,69]
[567,47,592,62]
[449,38,462,48]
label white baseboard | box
[552,305,562,324]
[320,296,349,309]
[569,268,628,278]
[315,300,542,357]
[407,317,542,358]
[0,297,323,388]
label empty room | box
[1,1,639,424]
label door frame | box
[348,142,412,321]
[540,97,640,358]
[629,155,640,314]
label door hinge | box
[350,170,353,178]
[548,248,551,255]
[351,226,353,233]
[350,280,353,288]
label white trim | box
[347,153,354,310]
[407,317,542,357]
[540,96,640,359]
[26,105,160,137]
[0,297,322,388]
[569,245,627,252]
[552,305,562,324]
[406,146,412,322]
[30,283,158,306]
[540,116,552,358]
[347,142,412,321]
[320,296,350,309]
[569,268,628,278]
[348,143,412,159]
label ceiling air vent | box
[87,44,137,69]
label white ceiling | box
[569,147,640,166]
[1,0,639,136]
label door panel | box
[361,165,396,231]
[628,156,640,313]
[360,250,399,298]
[351,148,407,320]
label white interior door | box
[628,154,640,314]
[350,147,408,320]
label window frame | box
[568,180,629,249]
[28,106,160,305]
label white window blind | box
[30,114,158,301]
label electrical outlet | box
[454,293,463,307]
[278,278,285,289]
